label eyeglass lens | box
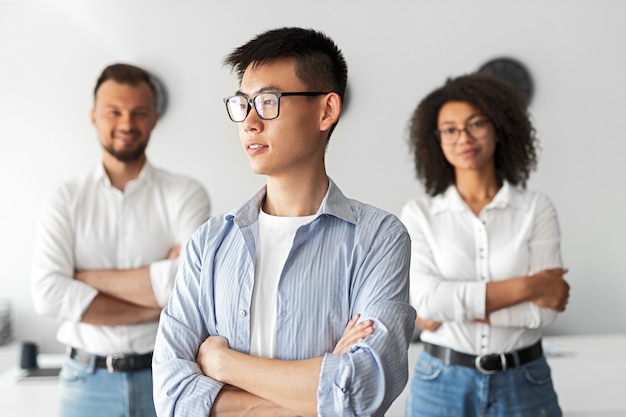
[439,119,490,145]
[225,93,280,122]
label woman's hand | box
[415,316,442,332]
[527,268,570,311]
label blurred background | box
[1,0,624,352]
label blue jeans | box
[406,351,562,417]
[58,356,157,417]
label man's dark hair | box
[224,27,348,139]
[409,73,538,196]
[94,63,157,107]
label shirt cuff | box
[149,259,179,307]
[317,353,353,414]
[464,281,487,321]
[489,306,512,327]
[63,281,98,322]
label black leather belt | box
[423,340,543,374]
[69,348,153,373]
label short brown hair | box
[94,63,157,106]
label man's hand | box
[332,314,374,354]
[197,335,230,381]
[167,243,180,260]
[73,242,182,309]
[527,268,570,311]
[415,316,442,332]
[196,336,320,416]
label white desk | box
[0,343,63,415]
[0,342,18,372]
[543,333,626,416]
[1,335,625,416]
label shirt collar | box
[431,181,528,214]
[227,177,357,227]
[93,161,154,189]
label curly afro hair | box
[408,73,538,196]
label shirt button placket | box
[117,194,127,266]
[476,216,490,353]
[475,218,489,281]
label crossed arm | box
[416,268,570,331]
[198,315,374,417]
[405,194,570,331]
[75,244,180,326]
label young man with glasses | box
[153,27,416,417]
[31,63,211,417]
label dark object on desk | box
[18,341,61,380]
[19,341,38,370]
[19,367,61,378]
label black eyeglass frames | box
[223,91,330,122]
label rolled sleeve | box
[149,178,210,308]
[402,201,486,322]
[31,185,99,321]
[461,281,487,321]
[489,194,563,329]
[149,259,179,307]
[318,301,416,416]
[153,226,224,417]
[489,302,558,328]
[153,307,223,417]
[318,353,365,415]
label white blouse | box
[400,181,563,355]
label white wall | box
[1,0,625,352]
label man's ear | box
[320,92,342,132]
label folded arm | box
[199,336,320,417]
[74,244,180,309]
[209,386,300,417]
[402,194,569,329]
[32,179,209,324]
[80,293,162,325]
[485,268,569,315]
[200,315,375,416]
[153,216,414,417]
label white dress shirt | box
[400,181,563,355]
[31,162,211,355]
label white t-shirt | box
[249,210,315,358]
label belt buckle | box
[106,354,123,372]
[474,353,507,375]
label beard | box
[104,130,147,162]
[104,143,146,162]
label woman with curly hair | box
[401,73,570,417]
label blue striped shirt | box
[153,179,416,416]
